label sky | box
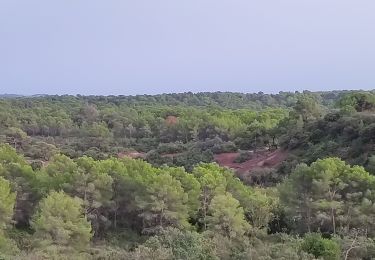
[1,1,375,95]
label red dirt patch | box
[214,149,288,174]
[165,115,179,125]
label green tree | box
[280,157,375,235]
[337,92,375,113]
[163,167,201,218]
[73,157,113,238]
[193,163,227,230]
[137,172,189,234]
[0,177,16,228]
[38,154,79,192]
[293,94,323,123]
[4,127,28,149]
[102,158,156,230]
[224,171,276,230]
[207,193,250,239]
[31,191,92,250]
[0,180,17,260]
[0,145,39,226]
[366,154,375,175]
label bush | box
[301,233,340,260]
[146,150,173,167]
[0,232,20,258]
[214,141,238,154]
[174,148,214,172]
[234,151,254,163]
[156,142,186,154]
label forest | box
[1,90,375,259]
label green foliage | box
[282,101,375,166]
[301,233,340,260]
[38,154,79,192]
[162,167,201,218]
[72,157,114,237]
[0,177,19,258]
[2,91,375,258]
[207,193,250,239]
[0,93,290,169]
[137,172,190,234]
[0,144,28,165]
[31,191,92,250]
[139,228,215,260]
[293,93,323,123]
[0,145,39,226]
[130,237,173,260]
[337,92,375,113]
[280,157,375,235]
[233,150,253,163]
[0,177,15,229]
[0,232,19,259]
[18,245,91,260]
[366,154,375,174]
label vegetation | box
[1,90,375,259]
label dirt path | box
[214,149,287,174]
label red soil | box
[214,149,288,174]
[165,115,179,125]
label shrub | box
[301,233,340,260]
[234,151,254,163]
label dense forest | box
[1,90,375,259]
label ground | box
[214,149,288,174]
[118,148,288,175]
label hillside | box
[1,91,375,259]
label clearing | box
[117,148,288,175]
[214,149,288,174]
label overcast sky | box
[1,1,375,95]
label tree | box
[103,157,157,230]
[0,145,39,227]
[79,103,99,125]
[337,92,375,113]
[162,167,201,218]
[36,155,113,238]
[193,163,227,230]
[73,157,113,238]
[224,171,276,230]
[366,154,375,175]
[24,141,58,161]
[4,127,28,149]
[31,191,92,250]
[293,94,323,123]
[280,157,375,235]
[0,177,16,229]
[137,173,189,234]
[207,193,250,239]
[38,154,79,193]
[336,228,375,260]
